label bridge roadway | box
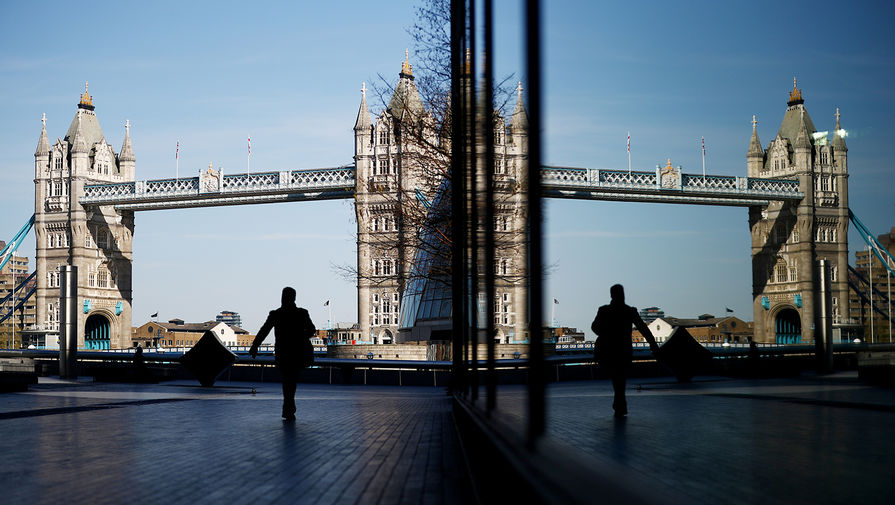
[0,371,891,504]
[79,166,804,211]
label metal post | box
[525,0,546,443]
[816,260,833,372]
[869,245,874,343]
[483,0,497,412]
[469,0,479,401]
[11,251,16,349]
[59,265,78,378]
[450,0,467,396]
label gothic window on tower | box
[98,270,109,288]
[98,230,108,249]
[54,155,62,170]
[775,225,787,244]
[776,263,788,284]
[372,218,379,232]
[379,128,388,146]
[820,151,829,165]
[831,265,838,282]
[88,272,96,287]
[821,176,830,192]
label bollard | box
[816,260,834,373]
[58,265,78,379]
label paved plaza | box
[1,371,893,504]
[492,371,895,505]
[0,379,470,505]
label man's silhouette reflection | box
[250,287,316,420]
[591,284,659,417]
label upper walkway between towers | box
[79,164,804,211]
[0,372,891,504]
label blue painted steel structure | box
[0,215,35,272]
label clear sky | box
[1,0,893,338]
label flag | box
[248,136,251,156]
[175,141,179,159]
[626,131,630,153]
[702,137,706,158]
[725,307,733,313]
[554,298,559,304]
[324,300,330,307]
[151,312,158,318]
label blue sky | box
[1,0,893,338]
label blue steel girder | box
[81,165,804,211]
[80,166,356,211]
[541,166,804,206]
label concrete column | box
[816,260,834,373]
[59,265,78,378]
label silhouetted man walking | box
[250,287,316,420]
[591,284,659,417]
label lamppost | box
[11,251,16,349]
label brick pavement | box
[489,372,895,505]
[0,379,471,505]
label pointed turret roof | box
[793,108,812,149]
[65,83,106,149]
[70,110,88,154]
[748,114,762,157]
[777,78,816,142]
[387,51,426,121]
[120,119,135,162]
[354,82,372,131]
[832,107,848,151]
[35,113,50,157]
[510,81,527,131]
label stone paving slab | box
[0,379,470,505]
[488,372,895,505]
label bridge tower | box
[33,85,135,349]
[353,54,529,343]
[748,80,850,343]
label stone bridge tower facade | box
[353,54,529,344]
[33,85,135,349]
[749,80,850,344]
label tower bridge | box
[9,69,869,350]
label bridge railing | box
[81,166,357,206]
[540,166,803,201]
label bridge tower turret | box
[33,84,135,349]
[749,79,850,344]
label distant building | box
[638,307,665,324]
[636,315,753,344]
[552,326,585,344]
[327,322,363,344]
[849,226,894,343]
[215,310,242,328]
[0,250,37,349]
[132,319,253,349]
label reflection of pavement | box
[0,379,470,505]
[495,372,895,505]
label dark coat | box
[591,302,651,367]
[252,304,316,369]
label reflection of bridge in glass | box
[80,164,803,210]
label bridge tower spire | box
[33,87,135,349]
[748,80,850,344]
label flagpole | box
[176,141,180,181]
[247,135,251,175]
[627,131,631,175]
